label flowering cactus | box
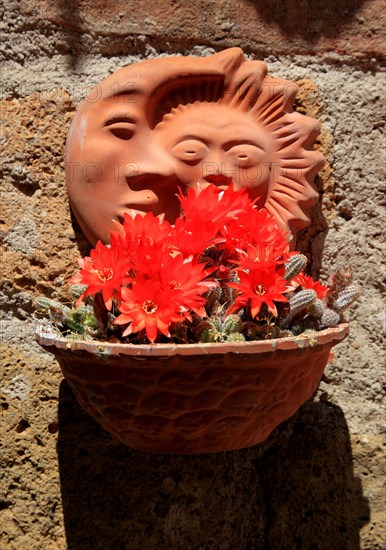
[35,184,358,344]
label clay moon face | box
[65,48,323,245]
[64,80,181,245]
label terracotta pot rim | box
[35,323,349,357]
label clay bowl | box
[35,324,349,454]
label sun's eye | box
[103,116,136,140]
[226,144,266,167]
[172,139,209,165]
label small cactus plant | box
[307,298,325,319]
[195,314,246,343]
[226,332,246,342]
[34,295,99,336]
[222,314,242,335]
[333,284,359,312]
[320,308,341,329]
[194,321,221,343]
[242,321,264,341]
[281,289,317,327]
[284,254,308,281]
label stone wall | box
[1,1,385,548]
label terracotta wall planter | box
[35,49,347,454]
[35,324,348,454]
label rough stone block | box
[18,0,386,61]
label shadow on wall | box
[245,0,365,40]
[56,0,82,70]
[294,173,328,280]
[57,380,369,550]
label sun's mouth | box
[204,174,233,187]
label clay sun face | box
[65,48,324,245]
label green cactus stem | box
[284,254,308,281]
[226,332,246,342]
[210,317,223,332]
[282,289,317,327]
[222,314,242,335]
[62,316,85,334]
[333,284,359,312]
[204,286,222,316]
[78,305,99,330]
[308,298,325,319]
[69,284,88,299]
[194,321,222,343]
[320,308,340,328]
[34,296,71,315]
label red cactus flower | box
[158,254,217,318]
[222,208,290,262]
[69,241,130,310]
[170,217,222,259]
[114,277,182,343]
[229,264,289,317]
[178,183,253,226]
[292,273,328,299]
[110,211,173,262]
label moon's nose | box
[125,143,176,179]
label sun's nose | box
[202,151,233,187]
[202,150,224,176]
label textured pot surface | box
[36,324,348,453]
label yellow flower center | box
[254,284,267,296]
[142,299,158,316]
[168,280,182,290]
[95,267,114,282]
